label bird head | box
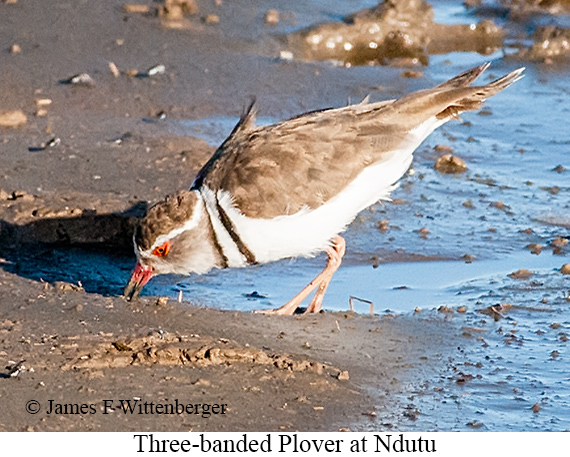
[124,189,213,300]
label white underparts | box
[208,115,447,265]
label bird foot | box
[254,236,346,316]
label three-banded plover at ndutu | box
[124,63,524,314]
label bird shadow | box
[0,202,147,296]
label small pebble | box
[560,264,570,275]
[46,137,61,148]
[526,243,542,255]
[377,219,389,232]
[156,296,168,306]
[462,254,475,263]
[146,64,166,77]
[508,269,533,280]
[109,61,120,78]
[122,3,150,13]
[401,70,423,79]
[418,227,429,238]
[467,421,484,429]
[265,9,279,25]
[66,73,95,87]
[490,201,508,211]
[10,43,21,54]
[434,144,454,153]
[55,281,84,292]
[434,154,467,174]
[336,370,350,381]
[542,186,560,195]
[551,236,568,249]
[204,14,220,24]
[160,0,197,18]
[35,98,52,118]
[0,109,27,127]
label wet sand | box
[1,0,569,431]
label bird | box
[124,63,524,314]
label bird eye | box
[152,241,171,257]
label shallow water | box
[164,1,570,431]
[148,0,570,431]
[153,69,569,430]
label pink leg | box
[255,236,346,315]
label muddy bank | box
[284,0,503,66]
[0,267,467,431]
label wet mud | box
[284,0,503,66]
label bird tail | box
[436,66,525,120]
[435,62,491,89]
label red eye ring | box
[152,241,171,257]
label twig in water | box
[349,296,374,315]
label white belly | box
[216,149,412,264]
[211,116,445,266]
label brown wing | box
[192,100,403,218]
[193,65,523,219]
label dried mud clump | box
[63,332,345,380]
[508,268,533,279]
[284,0,503,66]
[159,0,197,20]
[500,0,570,15]
[157,0,198,29]
[551,236,568,254]
[434,154,468,174]
[516,26,570,62]
[479,303,513,321]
